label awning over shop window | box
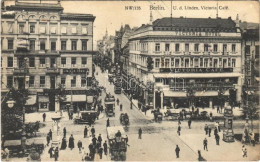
[163,90,229,97]
[163,91,186,97]
[25,95,37,105]
[38,96,49,103]
[65,95,86,102]
[255,77,260,82]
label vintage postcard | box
[1,0,259,161]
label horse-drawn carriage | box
[74,111,98,124]
[151,110,163,122]
[164,109,180,120]
[120,113,129,126]
[25,121,40,137]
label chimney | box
[235,14,240,28]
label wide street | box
[13,65,259,161]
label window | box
[72,27,77,34]
[204,44,209,52]
[8,23,13,33]
[40,40,45,50]
[29,58,35,67]
[61,57,66,65]
[50,58,56,68]
[29,40,35,51]
[71,40,77,50]
[8,40,13,49]
[155,43,160,52]
[213,59,218,68]
[61,27,67,34]
[82,27,87,34]
[194,44,199,52]
[232,44,236,53]
[161,59,164,67]
[71,76,76,87]
[194,58,199,67]
[19,24,24,34]
[7,57,13,67]
[171,58,174,67]
[185,44,189,52]
[82,40,87,51]
[175,59,180,67]
[39,26,46,34]
[165,59,170,68]
[81,77,86,87]
[165,44,170,51]
[29,76,34,87]
[7,76,13,87]
[256,45,259,56]
[61,76,66,86]
[185,59,189,67]
[155,59,160,68]
[175,44,180,52]
[40,57,45,66]
[51,42,56,51]
[61,41,67,50]
[82,57,87,65]
[223,44,227,52]
[213,44,218,52]
[204,59,208,67]
[40,76,45,87]
[71,57,76,67]
[30,24,35,33]
[245,45,250,54]
[232,59,236,67]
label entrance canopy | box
[65,95,86,102]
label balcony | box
[163,51,172,55]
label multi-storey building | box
[129,17,243,109]
[1,1,95,112]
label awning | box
[65,95,86,102]
[255,77,260,82]
[25,95,37,106]
[87,96,93,103]
[163,90,229,97]
[38,96,49,103]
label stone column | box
[55,97,60,112]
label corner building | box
[1,2,95,112]
[129,17,243,109]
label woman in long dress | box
[60,137,67,150]
[69,134,74,150]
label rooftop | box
[6,2,64,12]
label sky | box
[5,1,260,50]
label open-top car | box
[74,110,98,124]
[120,113,129,126]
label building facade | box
[1,1,95,112]
[129,17,243,109]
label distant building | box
[129,16,243,109]
[1,1,95,112]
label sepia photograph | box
[1,0,259,161]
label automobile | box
[120,113,129,126]
[74,111,98,124]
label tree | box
[147,56,154,71]
[242,101,259,131]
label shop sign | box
[63,68,89,74]
[159,68,233,73]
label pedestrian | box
[217,122,221,132]
[46,134,50,146]
[63,127,66,138]
[203,138,208,151]
[220,106,223,113]
[208,127,212,137]
[120,104,123,111]
[88,143,93,156]
[98,147,103,159]
[84,126,88,138]
[54,147,59,161]
[4,147,9,161]
[138,128,142,139]
[98,134,102,144]
[175,145,180,158]
[209,112,213,121]
[117,98,119,105]
[42,113,46,122]
[60,137,67,150]
[192,106,194,112]
[177,125,181,136]
[48,147,54,158]
[204,124,208,135]
[49,129,52,140]
[91,126,95,137]
[77,140,83,153]
[178,117,181,125]
[125,135,128,145]
[92,135,97,146]
[188,119,192,129]
[106,118,110,127]
[103,141,108,155]
[69,134,74,150]
[215,134,220,145]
